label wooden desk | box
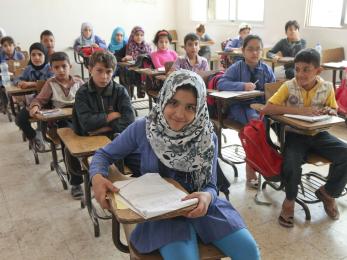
[131,68,166,77]
[57,127,111,237]
[322,61,347,88]
[262,57,294,71]
[5,85,38,116]
[216,50,243,68]
[33,107,73,122]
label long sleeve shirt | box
[150,49,178,69]
[14,63,54,85]
[89,117,245,254]
[224,36,243,51]
[73,35,107,52]
[0,49,25,62]
[173,54,209,73]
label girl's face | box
[242,39,262,67]
[30,49,45,66]
[163,89,196,131]
[157,36,170,51]
[115,32,123,43]
[134,31,144,44]
[83,27,93,39]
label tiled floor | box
[1,112,347,260]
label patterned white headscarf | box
[146,70,215,191]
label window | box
[191,0,264,23]
[306,0,347,28]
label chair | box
[108,167,226,260]
[168,30,178,51]
[253,81,347,220]
[322,47,345,86]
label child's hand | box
[92,174,119,210]
[300,107,321,116]
[29,106,39,117]
[319,106,337,115]
[106,112,121,122]
[91,43,99,48]
[244,82,256,91]
[273,55,281,62]
[182,192,211,218]
[18,81,34,89]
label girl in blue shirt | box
[218,35,276,188]
[90,70,260,260]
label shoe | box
[33,130,45,151]
[278,199,294,228]
[315,186,340,220]
[71,185,84,199]
[246,179,259,189]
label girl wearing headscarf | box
[73,22,107,52]
[108,27,128,53]
[123,26,152,61]
[89,70,260,260]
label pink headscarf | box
[126,26,152,60]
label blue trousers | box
[159,225,260,260]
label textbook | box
[283,114,331,122]
[112,173,198,219]
[209,90,263,99]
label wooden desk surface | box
[262,57,294,65]
[130,67,166,76]
[322,61,347,70]
[34,108,73,122]
[216,50,243,56]
[108,178,196,224]
[57,128,111,157]
[208,90,264,100]
[5,85,37,95]
[117,61,136,67]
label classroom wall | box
[1,0,176,75]
[175,0,347,79]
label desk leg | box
[50,141,68,190]
[332,70,337,89]
[112,214,130,253]
[8,94,16,117]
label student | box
[267,20,306,79]
[14,43,53,87]
[195,24,214,60]
[89,70,260,260]
[0,36,25,62]
[224,23,251,51]
[122,26,152,62]
[150,30,178,69]
[72,50,140,176]
[0,28,5,50]
[73,22,107,52]
[108,26,128,58]
[218,35,275,188]
[262,48,347,228]
[40,30,55,57]
[172,33,209,73]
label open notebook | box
[112,173,198,219]
[38,108,65,117]
[283,114,331,122]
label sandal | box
[246,179,258,189]
[315,186,340,220]
[278,199,294,228]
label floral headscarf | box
[78,22,95,47]
[126,26,152,60]
[146,70,215,191]
[108,27,128,52]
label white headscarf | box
[78,22,95,46]
[146,70,215,191]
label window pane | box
[309,0,343,27]
[191,0,207,21]
[215,0,229,20]
[229,0,236,21]
[237,0,264,21]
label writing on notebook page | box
[113,173,198,219]
[283,114,331,122]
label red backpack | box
[207,71,225,106]
[238,118,283,181]
[335,68,347,115]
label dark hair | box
[89,50,117,69]
[184,33,199,45]
[242,35,263,49]
[153,30,172,45]
[176,84,198,99]
[0,36,14,46]
[285,20,300,32]
[294,48,320,68]
[50,51,70,65]
[196,24,205,33]
[40,30,54,40]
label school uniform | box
[173,54,209,72]
[0,49,25,62]
[269,76,347,200]
[218,60,275,124]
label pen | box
[253,79,259,85]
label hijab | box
[126,26,152,60]
[78,22,95,46]
[146,70,215,191]
[108,27,128,52]
[28,42,48,71]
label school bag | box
[206,70,225,118]
[80,46,104,57]
[335,68,347,115]
[238,118,282,181]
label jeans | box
[282,131,347,200]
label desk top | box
[117,61,136,67]
[5,85,37,95]
[130,67,166,76]
[57,128,110,157]
[322,61,347,70]
[208,90,264,100]
[216,50,243,56]
[34,108,73,122]
[262,57,294,65]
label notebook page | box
[283,114,331,122]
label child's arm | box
[150,52,162,69]
[93,35,107,49]
[29,81,52,112]
[267,39,285,60]
[217,63,250,91]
